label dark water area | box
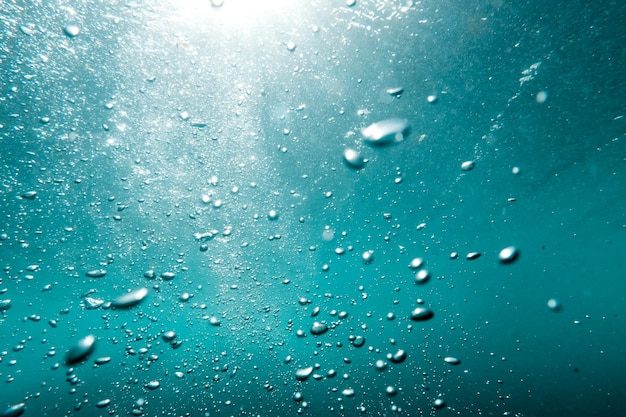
[1,1,625,416]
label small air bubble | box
[362,250,374,264]
[547,298,561,312]
[461,160,475,171]
[433,398,446,409]
[536,90,548,104]
[343,148,365,170]
[409,257,424,269]
[63,24,80,38]
[498,246,519,263]
[415,269,430,284]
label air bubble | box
[85,269,107,278]
[146,380,160,390]
[444,357,461,365]
[375,359,388,371]
[498,246,520,263]
[361,119,411,147]
[362,250,374,264]
[161,271,175,280]
[433,398,446,409]
[111,287,148,309]
[547,298,561,312]
[295,366,313,381]
[352,336,366,348]
[461,160,475,171]
[410,307,434,321]
[95,399,111,408]
[63,24,80,38]
[162,331,176,342]
[342,388,355,397]
[415,269,430,284]
[386,87,404,97]
[408,257,424,269]
[343,148,365,170]
[310,322,328,335]
[388,349,407,363]
[65,335,96,365]
[466,252,481,260]
[1,403,25,417]
[536,90,548,103]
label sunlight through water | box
[169,0,301,30]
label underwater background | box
[1,0,625,416]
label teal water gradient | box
[1,1,625,416]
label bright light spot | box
[170,0,298,29]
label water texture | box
[1,1,625,416]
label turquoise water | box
[1,1,625,416]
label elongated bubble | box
[65,334,96,365]
[112,287,148,309]
[361,118,411,147]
